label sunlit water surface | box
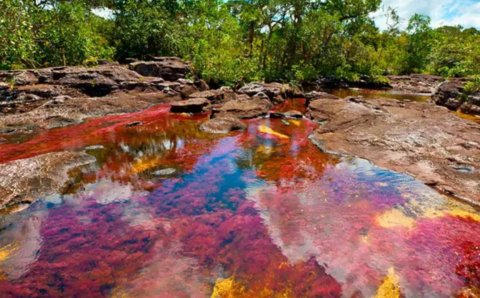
[0,100,479,297]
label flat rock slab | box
[199,116,246,134]
[170,98,211,113]
[308,97,480,205]
[387,74,444,95]
[0,92,163,134]
[215,96,272,119]
[0,151,95,209]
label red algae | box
[0,104,210,164]
[0,99,479,297]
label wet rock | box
[215,96,272,119]
[269,112,285,119]
[199,116,246,134]
[0,93,155,132]
[308,97,480,204]
[170,98,211,114]
[153,168,177,176]
[85,145,105,151]
[284,110,303,119]
[129,57,190,81]
[0,151,95,209]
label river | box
[0,93,479,297]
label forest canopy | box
[1,0,480,85]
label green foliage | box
[1,0,480,84]
[112,0,181,61]
[0,0,36,69]
[36,2,114,66]
[464,75,480,94]
[405,14,433,73]
[0,0,113,69]
[428,26,480,77]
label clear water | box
[0,100,479,297]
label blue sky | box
[372,0,480,29]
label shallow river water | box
[0,98,479,297]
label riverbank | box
[1,58,480,210]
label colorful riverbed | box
[0,100,479,297]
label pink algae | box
[0,100,479,297]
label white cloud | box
[372,0,480,30]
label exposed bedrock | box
[433,79,480,115]
[0,58,193,115]
[307,96,480,204]
[0,151,96,210]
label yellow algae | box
[258,125,289,139]
[211,276,245,298]
[211,276,293,298]
[110,288,130,298]
[0,242,18,263]
[256,145,274,155]
[376,209,415,229]
[374,267,401,298]
[131,156,162,174]
[424,208,480,222]
[289,120,301,127]
[448,209,480,222]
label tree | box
[405,13,433,73]
[0,0,36,69]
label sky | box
[372,0,480,30]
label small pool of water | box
[455,111,480,124]
[0,101,479,297]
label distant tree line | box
[1,0,480,85]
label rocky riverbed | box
[308,96,480,205]
[1,58,480,210]
[1,60,480,297]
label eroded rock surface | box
[170,98,211,114]
[387,74,444,95]
[128,57,190,81]
[214,96,272,119]
[0,92,176,136]
[433,79,480,115]
[0,59,192,116]
[0,151,95,209]
[238,82,295,103]
[308,96,480,204]
[199,116,246,134]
